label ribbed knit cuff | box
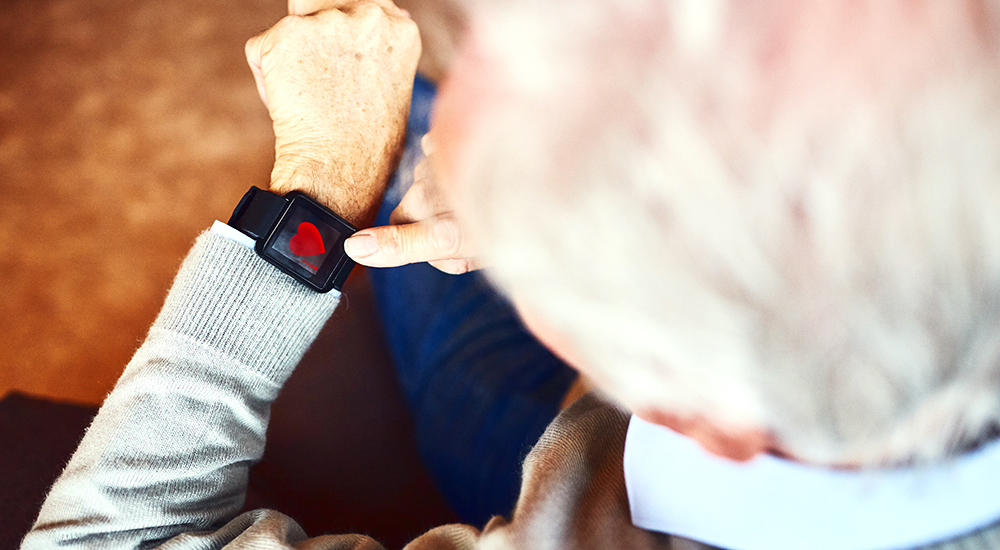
[152,231,340,385]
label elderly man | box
[22,0,1000,549]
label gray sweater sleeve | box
[21,230,341,549]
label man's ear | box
[636,408,772,462]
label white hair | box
[449,0,1000,465]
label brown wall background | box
[0,0,287,405]
[0,3,465,544]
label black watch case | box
[231,187,357,293]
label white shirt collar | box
[624,415,1000,550]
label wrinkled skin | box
[246,0,421,227]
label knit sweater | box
[21,231,1000,550]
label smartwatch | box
[228,186,357,293]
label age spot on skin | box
[355,52,363,60]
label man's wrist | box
[268,153,336,210]
[227,187,358,293]
[269,155,385,229]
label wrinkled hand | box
[246,0,421,227]
[344,134,480,274]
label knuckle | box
[379,230,403,258]
[420,133,436,155]
[431,259,471,275]
[244,40,259,64]
[449,260,472,275]
[274,14,297,32]
[431,216,463,257]
[352,1,381,19]
[405,179,428,205]
[414,159,430,181]
[403,18,420,43]
[259,17,295,53]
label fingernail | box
[345,233,378,258]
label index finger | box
[344,214,467,267]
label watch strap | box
[331,256,353,291]
[227,186,357,293]
[228,186,288,240]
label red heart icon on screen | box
[288,222,325,257]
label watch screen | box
[270,206,342,276]
[258,193,356,292]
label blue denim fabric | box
[367,76,577,527]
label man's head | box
[432,0,1000,466]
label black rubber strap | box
[228,186,288,240]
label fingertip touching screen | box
[258,193,354,292]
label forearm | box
[22,231,339,549]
